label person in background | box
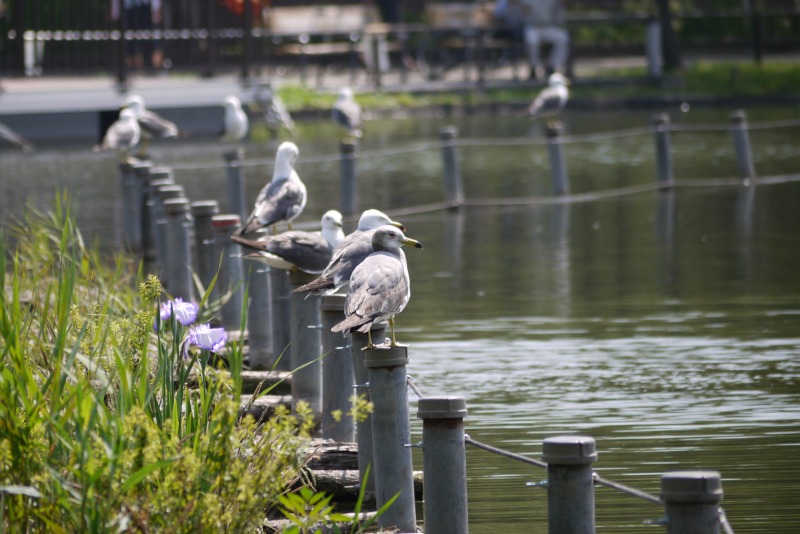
[111,0,163,71]
[497,0,569,80]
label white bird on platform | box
[527,72,570,127]
[96,108,141,161]
[292,209,405,297]
[253,82,296,140]
[122,94,181,154]
[220,95,249,144]
[232,210,344,274]
[331,225,423,349]
[235,141,306,236]
[0,121,35,153]
[332,86,362,139]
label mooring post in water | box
[365,345,417,533]
[340,140,358,217]
[542,435,597,534]
[289,270,323,422]
[652,113,674,188]
[546,124,570,196]
[440,127,464,209]
[154,185,186,285]
[224,148,248,222]
[269,268,292,371]
[320,294,355,442]
[645,16,663,79]
[211,215,245,334]
[246,261,273,370]
[730,109,756,182]
[162,197,195,302]
[143,167,173,259]
[118,162,136,250]
[417,396,469,534]
[129,160,153,252]
[351,323,387,499]
[661,471,723,534]
[190,200,220,302]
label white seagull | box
[332,86,362,139]
[527,72,570,126]
[292,209,405,297]
[331,225,423,349]
[254,82,296,140]
[220,95,249,144]
[97,108,141,161]
[232,210,344,274]
[123,94,181,154]
[235,141,306,236]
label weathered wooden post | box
[440,127,464,209]
[542,435,597,534]
[365,345,417,533]
[645,16,663,79]
[730,109,756,181]
[129,160,153,252]
[660,471,723,534]
[143,167,173,259]
[154,185,186,285]
[321,294,354,442]
[147,177,177,265]
[351,324,387,499]
[652,113,674,187]
[340,140,358,217]
[417,396,468,534]
[190,200,220,300]
[162,197,194,302]
[118,162,136,250]
[246,262,273,370]
[211,215,245,334]
[270,268,292,371]
[224,148,248,222]
[546,124,570,196]
[289,270,323,423]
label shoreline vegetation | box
[0,197,378,532]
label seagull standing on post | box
[235,141,306,236]
[331,225,423,349]
[527,72,570,127]
[220,95,249,144]
[332,87,362,139]
[253,82,296,140]
[96,108,141,162]
[123,94,181,155]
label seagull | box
[0,121,35,153]
[291,209,405,297]
[122,94,181,154]
[220,95,249,144]
[331,225,423,349]
[527,72,570,127]
[96,108,141,162]
[232,210,344,274]
[253,82,296,140]
[332,86,362,139]
[235,141,306,236]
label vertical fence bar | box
[660,471,723,534]
[730,109,756,181]
[546,124,570,196]
[652,113,674,187]
[162,197,194,302]
[246,262,274,370]
[270,268,292,371]
[289,270,323,424]
[340,140,358,217]
[365,346,417,533]
[417,396,468,534]
[439,126,464,209]
[351,324,386,499]
[212,215,245,334]
[224,148,248,222]
[190,200,220,300]
[321,294,355,442]
[542,435,597,534]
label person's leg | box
[523,25,543,78]
[540,26,569,73]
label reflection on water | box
[2,108,800,532]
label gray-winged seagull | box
[220,95,249,144]
[332,86,362,139]
[123,94,181,154]
[527,72,570,126]
[97,108,141,162]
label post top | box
[661,471,723,503]
[364,344,409,368]
[729,109,748,123]
[224,148,245,162]
[191,200,220,216]
[211,214,242,228]
[149,167,174,180]
[149,178,175,190]
[439,126,459,139]
[320,293,347,311]
[417,396,467,420]
[651,112,671,125]
[131,159,153,170]
[545,123,563,138]
[542,435,597,465]
[158,186,185,201]
[162,197,190,214]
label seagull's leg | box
[361,329,374,350]
[389,317,397,347]
[138,136,151,158]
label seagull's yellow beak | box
[391,221,407,232]
[402,237,423,250]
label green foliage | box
[0,198,312,532]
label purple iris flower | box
[158,298,199,327]
[183,323,227,358]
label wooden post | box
[153,185,185,284]
[190,200,221,302]
[321,294,355,442]
[440,127,464,208]
[246,262,274,370]
[542,435,597,534]
[652,113,674,187]
[546,124,570,196]
[289,270,323,424]
[269,268,292,371]
[730,109,756,181]
[211,215,245,334]
[224,148,247,222]
[661,471,723,534]
[340,140,358,216]
[162,198,194,302]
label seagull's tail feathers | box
[291,276,335,295]
[331,315,371,334]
